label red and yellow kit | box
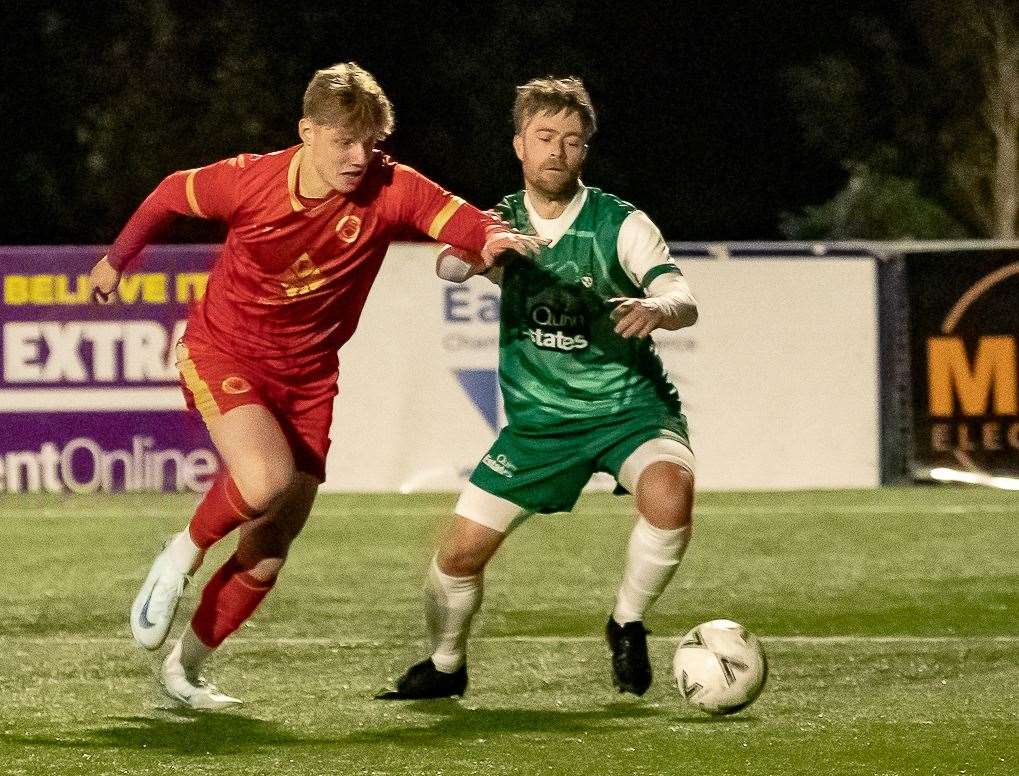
[108,145,495,479]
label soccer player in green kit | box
[377,77,698,700]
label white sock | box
[166,530,203,574]
[177,626,214,680]
[612,517,691,626]
[424,556,482,673]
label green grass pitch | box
[1,488,1016,775]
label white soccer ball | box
[673,619,768,715]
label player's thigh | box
[176,338,296,509]
[274,388,336,484]
[206,404,297,512]
[599,421,696,530]
[468,427,594,518]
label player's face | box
[514,109,588,198]
[300,119,376,194]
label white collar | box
[523,184,588,246]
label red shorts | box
[174,335,339,482]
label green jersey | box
[494,187,682,431]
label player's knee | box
[636,462,694,530]
[235,463,297,514]
[437,544,491,577]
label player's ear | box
[512,134,524,162]
[298,118,315,146]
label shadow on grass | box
[0,702,753,755]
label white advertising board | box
[325,245,879,492]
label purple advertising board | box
[1,245,221,493]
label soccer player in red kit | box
[88,62,544,709]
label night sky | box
[2,0,904,243]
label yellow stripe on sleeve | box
[175,342,220,424]
[185,169,208,218]
[426,196,466,240]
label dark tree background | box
[782,0,1019,239]
[8,0,1004,245]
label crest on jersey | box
[221,376,252,394]
[336,215,362,244]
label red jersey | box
[107,145,492,374]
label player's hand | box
[89,255,121,304]
[480,227,548,268]
[609,297,665,339]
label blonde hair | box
[513,76,596,139]
[302,62,395,140]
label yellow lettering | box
[4,275,28,304]
[29,275,54,304]
[118,274,143,303]
[176,272,209,303]
[55,274,91,304]
[928,336,1018,416]
[280,253,326,297]
[141,273,168,303]
[956,424,977,450]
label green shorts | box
[468,409,691,515]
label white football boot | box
[130,539,193,650]
[161,640,242,710]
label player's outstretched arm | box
[104,157,243,274]
[390,165,547,271]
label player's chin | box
[540,171,577,194]
[332,172,366,193]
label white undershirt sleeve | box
[617,211,697,330]
[644,272,698,330]
[617,210,674,287]
[435,246,503,286]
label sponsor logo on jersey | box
[279,253,327,298]
[526,302,590,352]
[481,452,517,478]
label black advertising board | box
[905,249,1019,479]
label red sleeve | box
[385,165,497,256]
[106,155,248,271]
